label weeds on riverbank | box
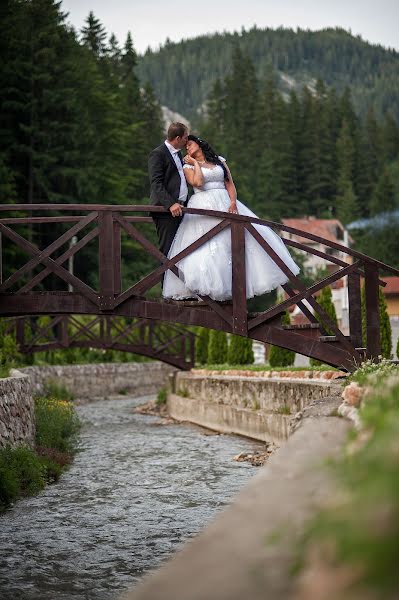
[0,386,80,511]
[296,373,399,598]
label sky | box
[61,0,399,55]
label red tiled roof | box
[382,277,399,295]
[281,217,353,245]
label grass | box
[177,388,190,398]
[0,382,80,511]
[276,405,291,415]
[156,387,167,406]
[296,372,399,597]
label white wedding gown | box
[162,160,300,301]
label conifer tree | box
[268,312,295,367]
[369,167,397,216]
[195,328,210,365]
[208,330,228,365]
[227,335,254,365]
[335,119,358,224]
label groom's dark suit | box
[148,143,188,257]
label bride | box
[162,135,300,301]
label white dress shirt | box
[164,140,188,204]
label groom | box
[148,122,189,257]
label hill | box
[137,27,399,124]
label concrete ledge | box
[121,416,351,600]
[168,393,290,443]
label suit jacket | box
[148,143,187,213]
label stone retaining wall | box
[167,371,343,443]
[19,362,175,403]
[0,370,35,449]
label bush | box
[227,335,254,365]
[35,397,80,454]
[269,312,296,367]
[310,287,338,366]
[195,328,210,365]
[0,319,22,377]
[0,446,46,509]
[208,330,228,364]
[156,387,167,406]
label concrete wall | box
[19,362,175,403]
[168,372,342,443]
[0,370,35,449]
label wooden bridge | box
[4,315,196,370]
[1,204,398,372]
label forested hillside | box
[137,27,399,124]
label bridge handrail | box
[1,204,398,277]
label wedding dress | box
[162,159,300,301]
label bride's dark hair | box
[188,135,229,181]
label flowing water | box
[0,395,262,600]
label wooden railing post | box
[98,211,115,310]
[348,272,363,349]
[364,263,381,359]
[113,217,121,295]
[231,222,247,335]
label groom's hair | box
[167,122,188,140]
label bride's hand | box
[183,154,197,166]
[228,202,239,215]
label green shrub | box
[345,357,399,387]
[156,387,167,406]
[0,446,46,509]
[35,397,80,453]
[227,335,254,365]
[269,311,296,367]
[208,330,228,364]
[0,319,22,377]
[195,328,210,365]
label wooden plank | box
[113,218,122,295]
[364,263,381,359]
[0,225,99,305]
[248,262,359,330]
[282,283,318,324]
[0,211,98,291]
[98,212,115,308]
[19,227,99,292]
[231,222,247,335]
[348,272,363,348]
[0,217,85,225]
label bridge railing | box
[1,204,398,368]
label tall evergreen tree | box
[335,119,358,224]
[369,167,397,216]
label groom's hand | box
[169,202,183,217]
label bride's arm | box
[183,156,204,187]
[223,163,238,214]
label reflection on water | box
[0,395,260,599]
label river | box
[0,395,263,600]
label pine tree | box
[369,167,397,216]
[195,328,210,365]
[309,286,338,366]
[335,119,358,224]
[81,11,107,56]
[268,311,296,367]
[227,335,254,365]
[208,330,228,365]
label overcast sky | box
[61,0,399,55]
